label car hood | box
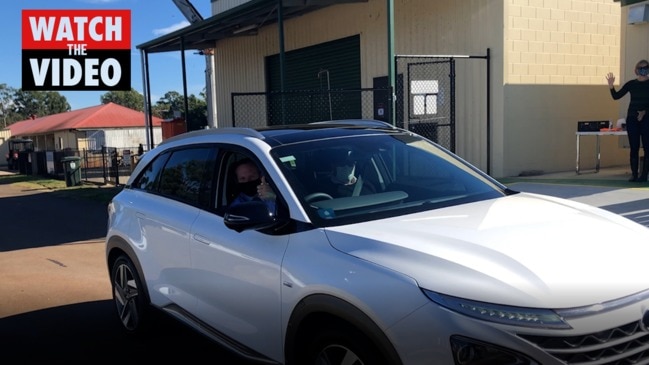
[325,192,649,309]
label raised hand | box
[606,72,615,88]
[257,175,276,201]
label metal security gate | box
[395,57,455,151]
[395,51,490,172]
[102,147,134,186]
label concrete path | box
[0,180,111,318]
[507,182,649,228]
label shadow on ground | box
[0,300,248,364]
[0,190,108,251]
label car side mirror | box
[224,200,281,233]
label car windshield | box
[272,132,506,226]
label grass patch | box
[0,174,67,189]
[0,174,122,205]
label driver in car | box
[230,158,277,213]
[326,151,361,197]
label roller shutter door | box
[266,35,360,125]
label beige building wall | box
[501,0,625,177]
[210,0,625,177]
[505,0,620,85]
[618,2,649,119]
[394,0,503,174]
[0,129,11,167]
[53,132,76,150]
[213,0,502,171]
[213,0,378,119]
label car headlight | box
[424,290,571,329]
[450,335,539,365]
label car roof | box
[159,120,404,148]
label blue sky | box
[3,0,212,110]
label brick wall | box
[506,0,621,84]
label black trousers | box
[626,113,649,177]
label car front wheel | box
[304,324,387,365]
[110,254,149,333]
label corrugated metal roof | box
[7,103,162,137]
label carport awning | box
[613,0,646,6]
[137,0,368,53]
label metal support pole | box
[141,50,154,150]
[205,50,217,128]
[387,0,395,126]
[486,48,491,175]
[278,0,286,125]
[180,37,190,129]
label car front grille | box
[519,321,649,364]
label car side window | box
[158,147,216,207]
[132,151,170,192]
[219,153,253,209]
[214,150,280,215]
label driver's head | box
[234,159,261,196]
[330,150,357,185]
[235,159,260,183]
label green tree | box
[13,89,71,119]
[186,93,207,131]
[0,84,17,128]
[100,88,144,111]
[153,91,207,131]
[152,91,185,119]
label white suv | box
[106,120,649,365]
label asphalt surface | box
[0,171,648,363]
[0,178,248,364]
[508,181,649,228]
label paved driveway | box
[0,180,249,363]
[508,182,649,228]
[0,182,110,317]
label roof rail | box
[309,119,397,129]
[159,127,264,145]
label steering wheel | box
[304,192,333,203]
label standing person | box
[606,59,649,182]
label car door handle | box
[193,234,212,246]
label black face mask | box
[239,179,260,197]
[639,66,649,77]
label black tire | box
[303,324,386,365]
[110,254,150,333]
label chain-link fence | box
[231,52,490,170]
[232,88,393,128]
[230,66,462,154]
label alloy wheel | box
[314,344,364,365]
[112,260,140,331]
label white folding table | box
[575,131,626,174]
